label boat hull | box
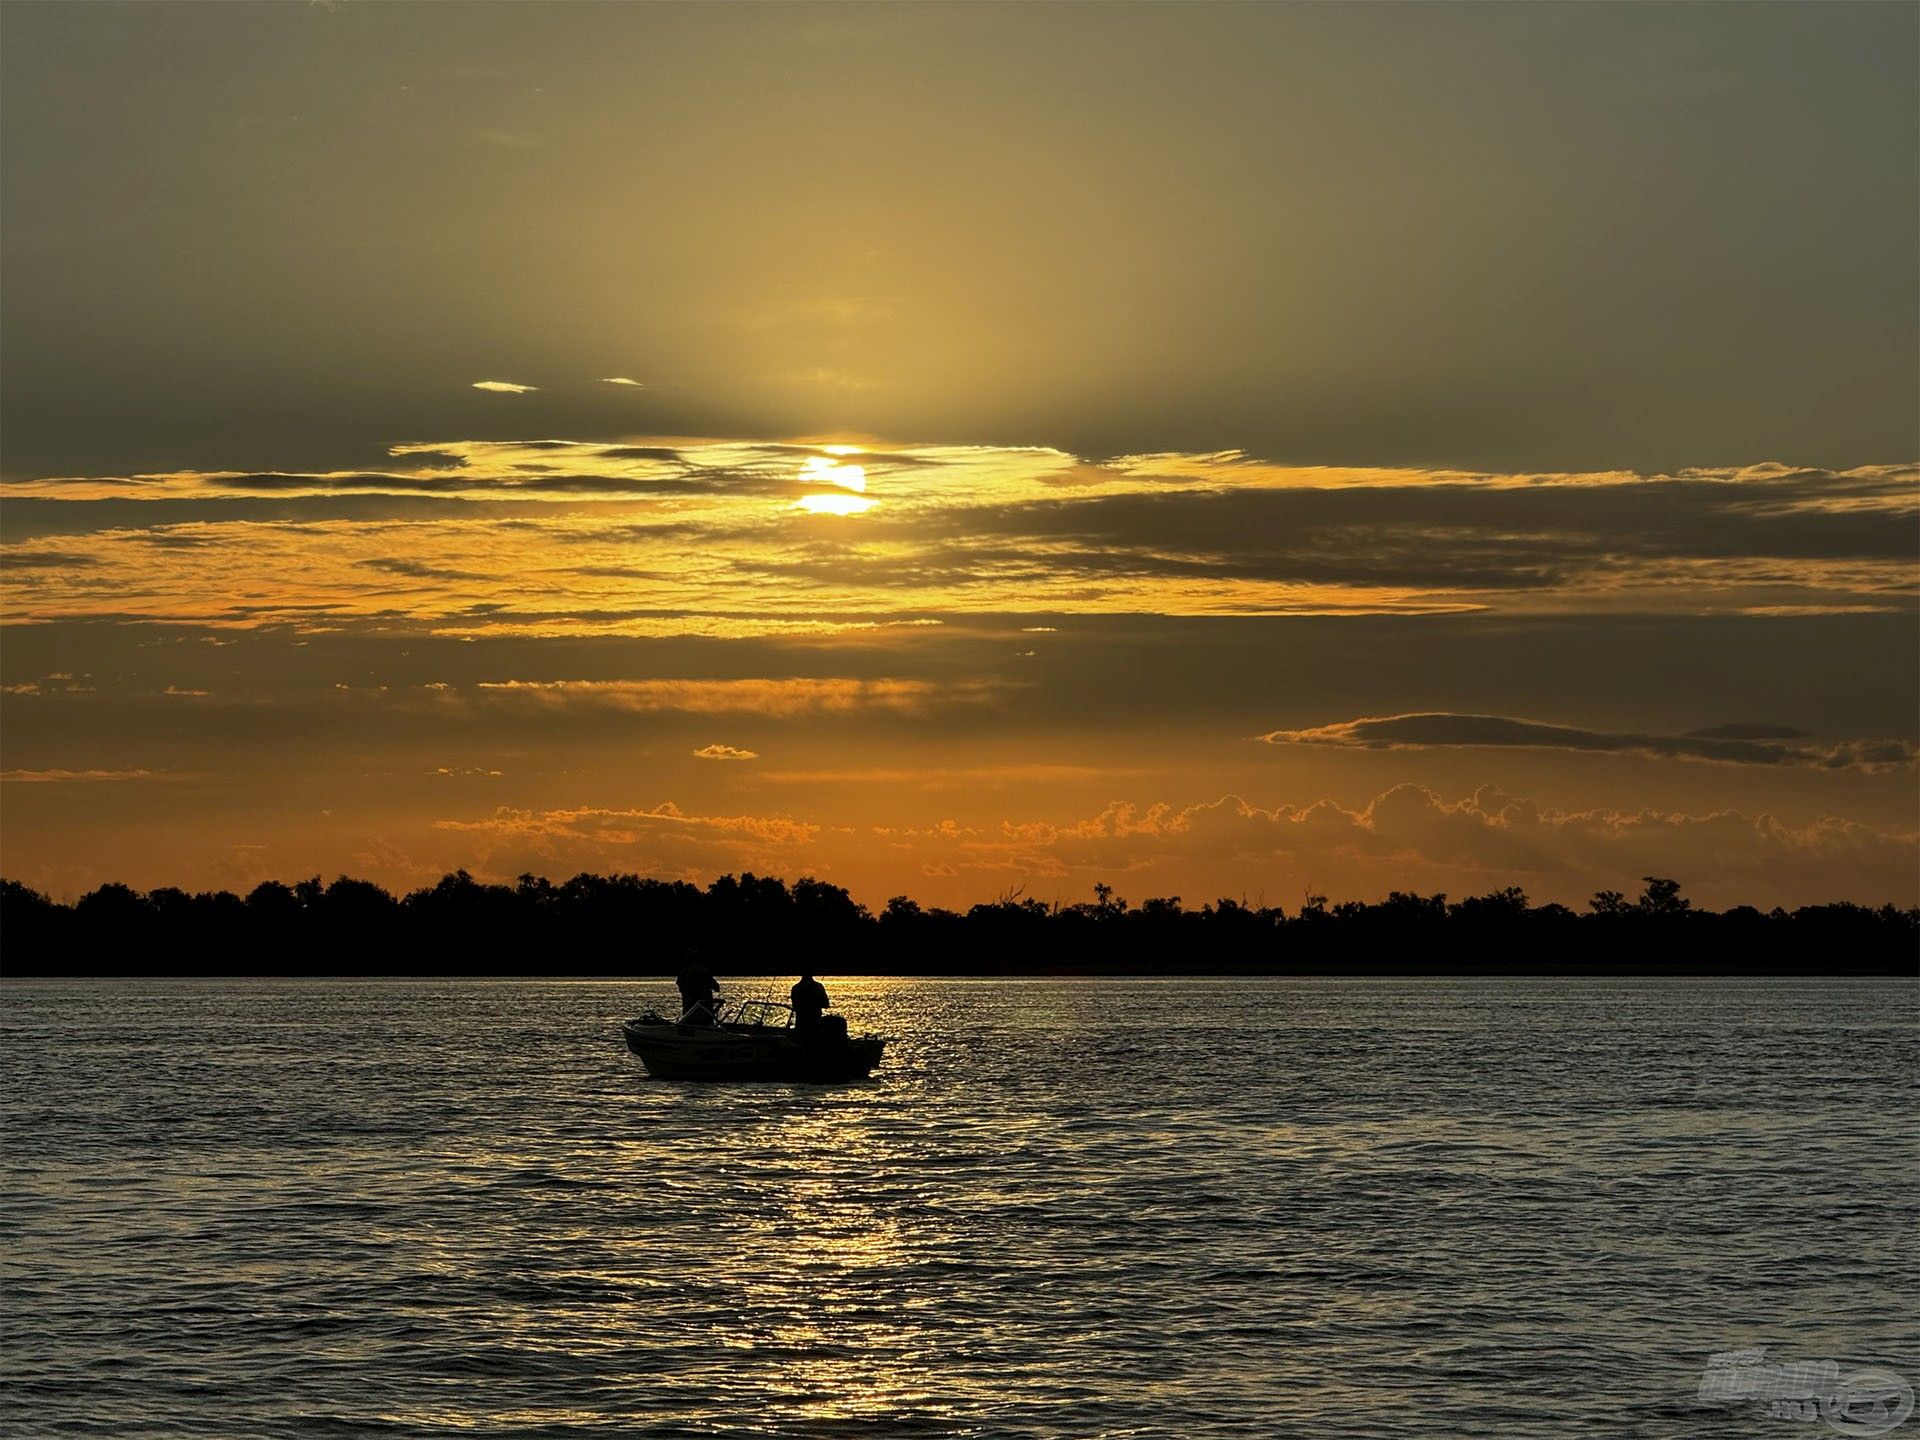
[622,1019,884,1083]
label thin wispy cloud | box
[1,768,163,783]
[1261,713,1918,773]
[599,377,646,388]
[940,786,1920,903]
[433,801,819,879]
[471,380,538,395]
[467,677,992,715]
[3,549,99,570]
[692,743,758,761]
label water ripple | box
[1,977,1915,1437]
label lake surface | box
[2,978,1915,1438]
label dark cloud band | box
[1262,712,1917,772]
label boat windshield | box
[725,999,794,1030]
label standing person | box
[676,954,719,1024]
[790,972,829,1034]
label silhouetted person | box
[791,973,829,1035]
[677,955,719,1024]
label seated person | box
[790,973,829,1033]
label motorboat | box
[621,998,885,1082]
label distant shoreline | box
[5,871,1915,980]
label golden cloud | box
[469,676,990,715]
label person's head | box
[801,972,813,982]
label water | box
[2,978,1915,1438]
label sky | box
[2,1,1916,910]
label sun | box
[794,450,875,514]
[802,455,866,492]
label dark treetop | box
[1,873,1914,977]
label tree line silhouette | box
[1,871,1913,976]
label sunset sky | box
[3,1,1915,909]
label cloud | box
[357,556,489,582]
[188,468,750,499]
[440,800,814,844]
[692,743,759,760]
[468,676,996,715]
[763,763,1140,788]
[1,768,161,782]
[599,446,683,461]
[388,448,469,470]
[433,800,817,881]
[471,380,538,394]
[4,445,1914,637]
[1260,712,1917,772]
[920,466,1920,595]
[927,786,1920,906]
[3,549,99,569]
[415,784,1919,910]
[201,472,472,494]
[1685,722,1815,741]
[599,377,646,387]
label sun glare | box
[794,491,877,516]
[795,450,874,515]
[802,455,867,492]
